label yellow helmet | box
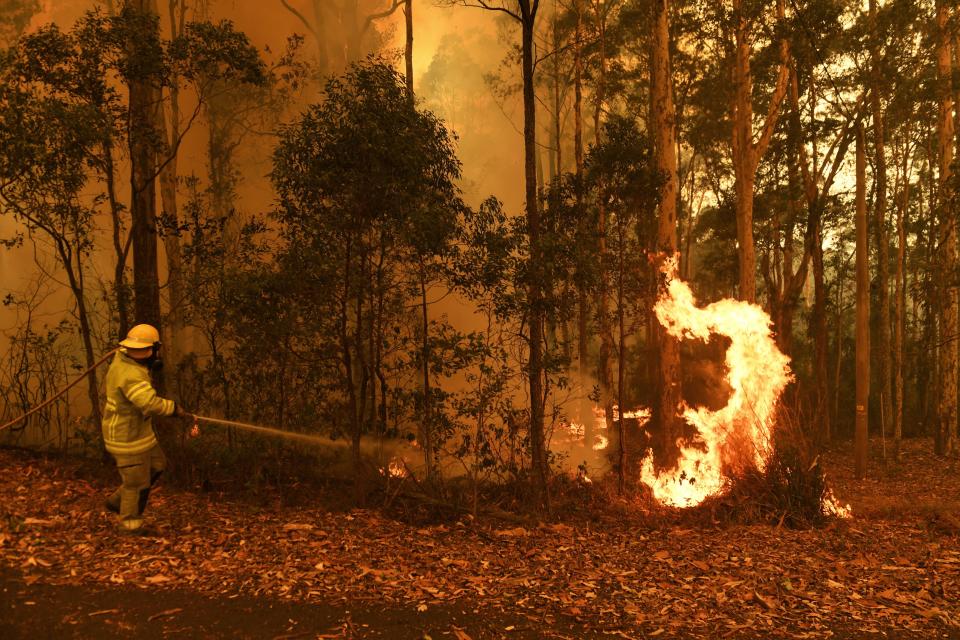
[119,324,161,350]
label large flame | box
[640,258,792,507]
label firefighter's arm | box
[122,375,175,418]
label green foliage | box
[271,58,472,459]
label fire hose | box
[0,347,119,433]
[0,349,332,447]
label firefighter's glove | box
[173,403,194,421]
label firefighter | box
[102,324,191,533]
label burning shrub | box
[705,406,842,528]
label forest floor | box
[1,438,959,639]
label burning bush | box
[701,406,847,528]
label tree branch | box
[279,0,320,41]
[458,0,522,23]
[751,58,790,167]
[818,93,868,195]
[363,0,406,35]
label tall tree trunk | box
[894,137,909,460]
[616,220,626,494]
[832,249,844,438]
[920,138,939,436]
[551,5,562,178]
[126,0,162,333]
[157,0,188,376]
[418,257,434,480]
[593,0,614,436]
[730,0,789,303]
[651,0,680,465]
[936,0,957,457]
[520,1,549,509]
[869,0,892,450]
[343,0,361,66]
[339,239,362,498]
[57,244,103,435]
[812,221,830,441]
[404,0,413,97]
[574,0,591,444]
[954,8,960,152]
[855,126,870,479]
[104,137,131,336]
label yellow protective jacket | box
[101,350,175,456]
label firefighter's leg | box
[104,489,120,514]
[115,452,150,531]
[137,445,167,515]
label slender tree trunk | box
[339,238,362,497]
[404,0,413,97]
[855,126,870,479]
[730,0,789,303]
[954,8,960,152]
[126,0,162,332]
[651,0,680,465]
[894,139,909,460]
[593,1,615,436]
[520,2,549,508]
[552,4,562,177]
[869,0,892,450]
[343,0,362,66]
[158,0,188,376]
[574,0,591,445]
[936,0,957,457]
[731,0,757,303]
[104,137,131,336]
[920,132,937,436]
[812,221,830,441]
[354,253,371,497]
[616,221,626,495]
[419,257,434,480]
[57,244,103,434]
[831,249,843,442]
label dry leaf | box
[754,591,777,610]
[451,627,473,640]
[147,608,183,621]
[23,518,53,527]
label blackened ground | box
[0,563,562,640]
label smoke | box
[0,0,562,475]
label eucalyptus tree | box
[273,60,465,494]
[585,116,663,491]
[934,0,956,457]
[0,28,110,431]
[453,0,551,508]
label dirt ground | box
[1,438,959,639]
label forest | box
[0,0,958,638]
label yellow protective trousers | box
[106,444,166,530]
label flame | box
[640,257,793,508]
[823,489,852,519]
[380,458,408,479]
[564,405,610,452]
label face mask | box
[147,355,164,373]
[144,343,163,372]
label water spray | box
[190,415,353,449]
